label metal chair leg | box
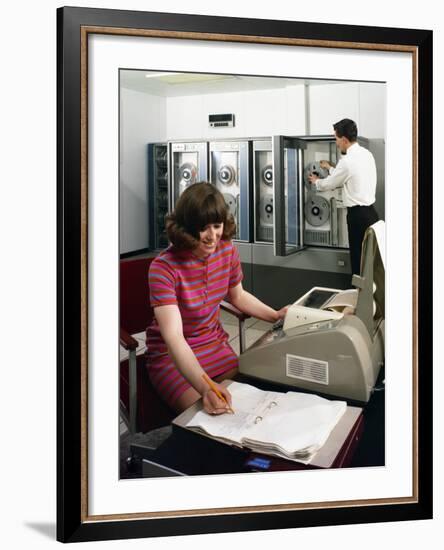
[238,319,246,354]
[129,349,137,435]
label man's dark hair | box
[333,118,358,142]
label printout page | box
[245,392,347,454]
[184,381,282,442]
[323,289,358,311]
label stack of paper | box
[178,381,347,464]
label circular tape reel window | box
[179,162,198,186]
[218,165,236,186]
[304,195,330,226]
[259,195,274,225]
[261,165,273,186]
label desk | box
[129,373,384,476]
[132,408,363,476]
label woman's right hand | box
[202,383,233,415]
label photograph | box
[118,68,387,482]
[56,5,432,541]
[2,1,438,549]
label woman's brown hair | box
[166,182,236,250]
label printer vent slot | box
[286,354,329,385]
[305,230,330,245]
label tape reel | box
[303,161,329,189]
[179,162,197,186]
[261,165,273,186]
[259,195,274,225]
[223,193,238,218]
[305,195,330,227]
[218,165,236,186]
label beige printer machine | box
[239,221,385,403]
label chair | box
[120,257,174,435]
[119,256,250,435]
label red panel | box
[120,257,155,335]
[120,256,175,432]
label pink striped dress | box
[146,239,243,407]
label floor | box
[119,311,271,477]
[218,309,272,353]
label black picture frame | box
[57,6,433,543]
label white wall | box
[120,87,166,253]
[308,82,385,138]
[161,79,384,146]
[166,84,307,139]
[358,82,387,138]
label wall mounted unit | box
[208,113,235,128]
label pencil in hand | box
[201,373,235,414]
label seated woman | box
[146,182,287,416]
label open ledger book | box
[173,381,347,464]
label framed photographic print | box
[57,6,433,543]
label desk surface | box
[173,380,363,469]
[131,373,384,477]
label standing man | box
[308,118,379,277]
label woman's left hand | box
[275,305,290,321]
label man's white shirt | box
[315,142,377,207]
